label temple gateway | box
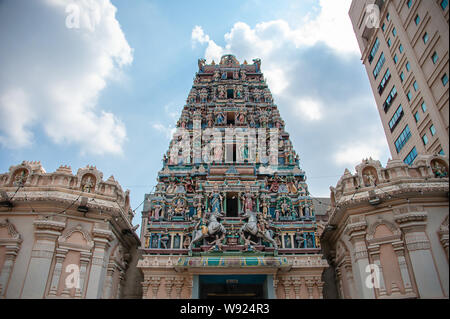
[137,55,328,299]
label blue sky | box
[0,0,391,230]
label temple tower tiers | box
[138,55,328,299]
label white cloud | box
[292,98,323,121]
[334,137,387,168]
[151,123,176,140]
[0,0,132,155]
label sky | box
[0,0,391,232]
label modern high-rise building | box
[349,0,449,164]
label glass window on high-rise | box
[421,102,427,112]
[415,15,420,25]
[406,62,411,71]
[404,147,418,165]
[400,72,405,82]
[394,54,398,63]
[395,125,412,153]
[442,73,449,86]
[413,81,418,91]
[441,0,448,10]
[393,27,397,36]
[432,52,439,64]
[414,111,420,122]
[423,33,429,44]
[422,134,429,145]
[399,44,404,53]
[408,0,413,8]
[407,91,412,101]
[430,124,436,136]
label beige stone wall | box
[322,155,449,299]
[0,161,141,299]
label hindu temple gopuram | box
[137,55,328,299]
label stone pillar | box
[76,251,91,299]
[22,218,65,298]
[85,226,113,299]
[305,278,314,299]
[48,248,68,296]
[292,276,301,299]
[368,249,387,298]
[0,249,19,297]
[186,275,194,298]
[315,276,324,299]
[102,264,114,299]
[149,276,161,299]
[395,211,444,298]
[142,280,150,299]
[282,277,291,299]
[335,267,345,299]
[392,242,415,296]
[165,276,175,299]
[345,219,375,299]
[174,277,184,299]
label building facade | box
[349,0,449,162]
[138,55,328,299]
[321,154,449,299]
[0,161,142,299]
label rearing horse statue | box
[239,211,278,251]
[189,211,226,251]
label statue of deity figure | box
[209,189,223,213]
[241,191,255,213]
[216,113,225,125]
[82,175,94,193]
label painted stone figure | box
[209,189,223,214]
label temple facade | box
[321,154,449,299]
[0,161,142,299]
[138,55,328,299]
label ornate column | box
[305,278,315,299]
[76,251,91,298]
[395,211,444,298]
[292,276,301,299]
[282,277,291,299]
[438,216,449,260]
[185,275,193,298]
[367,246,387,298]
[0,219,23,298]
[22,217,65,298]
[149,276,161,299]
[335,266,345,299]
[101,263,114,299]
[344,218,375,299]
[141,280,150,299]
[48,248,68,296]
[165,276,175,298]
[85,224,113,298]
[392,241,415,297]
[174,277,184,299]
[314,276,324,299]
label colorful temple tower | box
[137,55,328,299]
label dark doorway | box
[226,193,238,217]
[227,112,235,125]
[199,275,266,299]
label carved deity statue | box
[209,189,223,214]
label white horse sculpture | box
[189,211,226,251]
[239,211,278,250]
